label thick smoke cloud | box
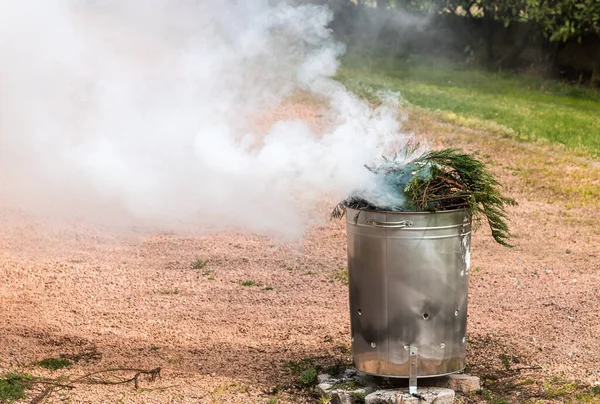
[0,1,409,238]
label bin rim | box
[343,205,473,215]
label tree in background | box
[440,0,534,68]
[528,0,600,84]
[315,0,600,84]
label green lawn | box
[337,55,600,157]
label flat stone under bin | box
[316,368,480,403]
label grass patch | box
[334,269,349,286]
[299,368,317,387]
[192,258,208,270]
[402,101,600,209]
[0,373,33,403]
[36,357,72,371]
[240,280,256,287]
[338,54,600,157]
[284,358,316,375]
[539,377,600,402]
[284,358,319,387]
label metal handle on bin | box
[368,220,413,228]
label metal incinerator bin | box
[345,207,472,382]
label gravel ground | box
[1,102,599,403]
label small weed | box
[334,269,349,286]
[472,266,482,273]
[264,286,274,291]
[304,271,316,276]
[592,385,600,395]
[267,398,278,404]
[149,346,160,352]
[350,391,367,402]
[241,280,256,287]
[284,358,315,374]
[159,288,180,295]
[284,358,320,388]
[499,353,512,370]
[318,395,332,403]
[481,389,494,400]
[36,357,72,370]
[0,373,33,403]
[192,259,208,270]
[299,368,317,386]
[543,380,578,398]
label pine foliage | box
[332,147,518,247]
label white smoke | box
[0,0,409,238]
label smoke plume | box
[0,0,410,238]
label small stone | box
[344,368,357,377]
[545,269,552,274]
[316,383,332,396]
[566,249,573,254]
[365,388,454,404]
[568,316,574,321]
[437,374,481,393]
[333,388,368,404]
[318,374,331,384]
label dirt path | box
[1,102,599,403]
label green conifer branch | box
[332,147,518,247]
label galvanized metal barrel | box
[346,207,472,378]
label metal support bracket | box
[409,346,418,395]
